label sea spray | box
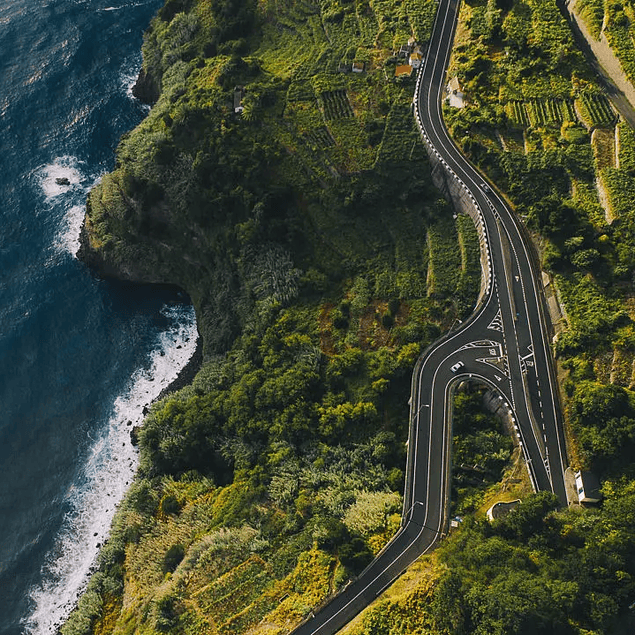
[36,157,99,259]
[24,304,198,635]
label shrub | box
[163,543,186,574]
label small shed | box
[446,76,466,108]
[395,64,413,78]
[352,61,365,73]
[575,471,602,504]
[233,86,245,114]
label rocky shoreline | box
[75,63,205,433]
[129,335,202,445]
[156,332,203,401]
[131,66,159,106]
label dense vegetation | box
[66,0,635,632]
[442,0,635,473]
[344,484,635,635]
[66,0,484,632]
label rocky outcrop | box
[77,218,163,284]
[132,67,160,105]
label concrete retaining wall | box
[411,89,492,308]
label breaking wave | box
[24,304,198,635]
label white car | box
[450,361,465,373]
[481,183,491,193]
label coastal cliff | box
[75,0,449,354]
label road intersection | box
[290,1,568,633]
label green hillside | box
[66,0,484,633]
[65,0,635,633]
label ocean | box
[0,1,199,633]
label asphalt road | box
[289,1,568,633]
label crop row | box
[305,126,336,148]
[506,99,576,127]
[321,90,355,120]
[577,93,616,127]
[197,556,268,610]
[618,121,635,174]
[287,80,315,102]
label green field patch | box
[506,98,576,128]
[575,93,617,129]
[404,0,439,42]
[456,214,481,316]
[374,91,425,166]
[600,166,635,218]
[591,127,616,170]
[287,80,316,102]
[605,2,635,86]
[610,347,635,387]
[571,179,607,229]
[576,0,605,39]
[320,89,355,120]
[195,555,273,623]
[427,217,462,299]
[506,100,529,127]
[498,128,525,153]
[618,121,635,174]
[305,126,336,148]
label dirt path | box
[563,0,635,128]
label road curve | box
[289,2,568,634]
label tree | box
[493,492,559,541]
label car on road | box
[481,183,491,193]
[450,361,464,373]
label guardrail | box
[412,70,493,306]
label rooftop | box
[395,64,413,77]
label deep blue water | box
[0,2,198,633]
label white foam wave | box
[101,2,156,14]
[24,304,198,635]
[122,64,141,100]
[121,63,151,112]
[36,158,105,258]
[37,156,85,199]
[54,204,85,257]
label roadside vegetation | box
[577,0,635,89]
[442,0,635,472]
[426,0,635,631]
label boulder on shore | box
[130,426,141,447]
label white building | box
[574,471,602,504]
[409,47,423,69]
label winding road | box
[290,1,568,633]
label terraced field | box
[505,97,602,128]
[320,90,355,120]
[575,93,617,128]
